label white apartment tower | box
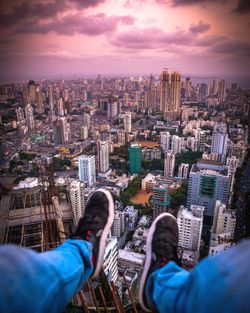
[164,152,175,178]
[171,135,183,154]
[83,113,91,129]
[212,200,236,240]
[68,180,85,225]
[103,237,118,282]
[178,163,189,179]
[78,155,96,187]
[211,125,228,163]
[177,205,204,253]
[160,131,171,152]
[124,111,132,133]
[97,140,109,174]
[112,211,125,239]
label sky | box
[0,0,250,80]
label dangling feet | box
[71,188,114,279]
[139,213,180,312]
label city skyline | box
[0,0,250,80]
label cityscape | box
[0,0,250,312]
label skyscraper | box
[124,111,132,134]
[178,163,189,179]
[68,180,85,225]
[152,183,171,220]
[129,143,142,174]
[177,205,204,253]
[97,140,110,175]
[218,79,226,103]
[53,117,70,144]
[160,131,171,152]
[160,68,170,113]
[83,113,91,129]
[25,104,35,131]
[171,135,183,154]
[16,107,25,124]
[187,160,230,218]
[211,127,228,163]
[164,152,175,178]
[160,69,181,121]
[107,102,118,119]
[48,84,55,122]
[112,211,125,239]
[78,155,96,187]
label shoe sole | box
[91,188,114,279]
[138,212,177,312]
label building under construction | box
[0,169,140,312]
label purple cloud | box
[16,13,135,36]
[110,27,195,50]
[189,21,210,34]
[0,0,106,28]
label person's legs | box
[0,188,114,313]
[143,223,250,313]
[0,239,93,313]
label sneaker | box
[139,213,180,312]
[71,188,114,279]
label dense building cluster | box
[0,69,249,297]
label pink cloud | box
[189,21,211,34]
[16,13,135,36]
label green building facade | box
[129,144,142,174]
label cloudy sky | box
[0,0,250,80]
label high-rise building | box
[112,211,125,239]
[198,83,208,103]
[218,80,226,103]
[160,131,171,152]
[196,129,206,152]
[212,201,236,239]
[117,129,126,145]
[129,143,142,174]
[103,237,118,282]
[164,152,175,178]
[160,68,170,113]
[36,87,44,114]
[187,160,230,218]
[211,128,228,163]
[28,80,36,104]
[160,69,181,121]
[124,111,132,134]
[83,113,91,129]
[16,107,25,124]
[177,205,204,253]
[68,180,85,225]
[152,183,171,220]
[25,104,35,130]
[80,126,88,140]
[178,163,189,179]
[58,98,64,116]
[107,102,118,119]
[171,135,183,154]
[78,155,96,187]
[97,140,110,175]
[48,84,55,122]
[53,117,70,144]
[209,200,236,256]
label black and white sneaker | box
[139,213,180,312]
[71,188,114,279]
